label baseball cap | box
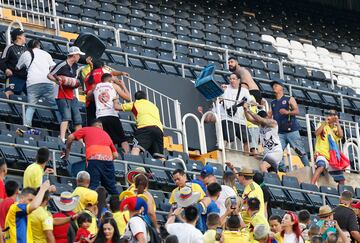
[270,79,285,87]
[120,196,148,214]
[68,46,85,56]
[81,190,98,206]
[200,164,214,178]
[11,28,25,42]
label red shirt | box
[72,127,116,160]
[84,67,108,107]
[0,197,15,229]
[0,178,5,199]
[57,85,75,100]
[53,211,75,243]
[75,227,91,243]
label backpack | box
[130,215,162,243]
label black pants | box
[134,126,164,157]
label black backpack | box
[130,215,162,243]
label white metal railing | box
[305,114,360,174]
[121,76,183,144]
[3,2,360,89]
[3,3,360,101]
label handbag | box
[225,86,242,117]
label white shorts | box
[262,151,283,170]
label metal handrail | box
[1,139,354,204]
[4,2,360,88]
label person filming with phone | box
[316,205,348,242]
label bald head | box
[76,171,90,187]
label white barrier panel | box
[1,0,57,28]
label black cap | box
[11,28,24,42]
[270,79,285,87]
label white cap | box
[68,46,85,56]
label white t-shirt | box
[222,85,251,125]
[166,223,203,243]
[284,232,304,243]
[260,125,283,154]
[123,216,149,243]
[216,185,237,216]
[93,82,118,118]
[16,48,55,87]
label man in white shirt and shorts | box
[243,103,283,172]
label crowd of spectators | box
[0,26,356,243]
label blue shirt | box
[271,96,300,134]
[196,200,220,233]
[316,220,336,240]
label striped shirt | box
[49,60,78,99]
[4,203,33,243]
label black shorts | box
[98,116,127,145]
[249,89,262,104]
[134,126,164,157]
[86,101,96,126]
[221,120,248,143]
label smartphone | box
[326,220,336,228]
[42,174,49,183]
[215,227,223,241]
[171,203,178,211]
[230,197,237,209]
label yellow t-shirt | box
[241,182,265,224]
[84,209,98,235]
[315,122,340,160]
[5,203,33,243]
[29,206,53,243]
[72,186,95,213]
[223,229,249,243]
[23,163,44,189]
[204,229,217,243]
[113,211,130,235]
[169,183,206,204]
[121,99,163,131]
[247,96,259,128]
[249,212,270,242]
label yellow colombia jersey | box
[72,186,95,213]
[29,206,53,243]
[23,163,43,189]
[169,183,206,204]
[249,212,270,242]
[223,229,250,243]
[121,99,163,131]
[113,211,130,235]
[242,181,265,225]
[315,122,340,160]
[5,203,33,243]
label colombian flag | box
[328,135,350,170]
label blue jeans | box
[248,127,260,150]
[278,130,309,170]
[86,160,118,195]
[56,98,82,125]
[25,83,56,127]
